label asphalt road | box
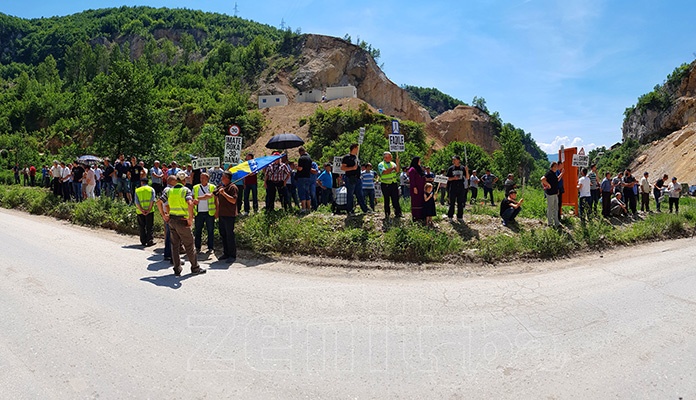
[1,208,695,399]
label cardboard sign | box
[224,136,243,165]
[333,156,345,174]
[434,175,449,185]
[191,157,220,170]
[389,134,405,152]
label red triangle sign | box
[578,147,585,156]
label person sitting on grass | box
[610,192,628,217]
[500,189,523,226]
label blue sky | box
[4,0,696,152]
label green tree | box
[90,61,162,158]
[492,123,529,179]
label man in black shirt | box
[71,162,85,202]
[622,168,638,216]
[446,155,469,220]
[296,147,313,213]
[540,162,562,228]
[103,158,115,199]
[130,156,143,203]
[500,189,524,226]
[340,143,369,215]
[653,174,668,212]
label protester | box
[361,163,377,211]
[129,156,142,200]
[481,169,498,206]
[193,172,216,253]
[541,162,563,228]
[588,164,600,214]
[423,182,436,227]
[214,170,239,262]
[611,192,629,217]
[284,159,299,210]
[93,164,102,196]
[600,171,613,218]
[242,154,258,215]
[50,160,62,196]
[150,160,163,195]
[41,165,50,188]
[556,165,565,220]
[577,167,591,222]
[83,163,96,199]
[22,165,29,186]
[209,165,223,187]
[500,189,524,226]
[378,151,402,218]
[469,170,480,205]
[446,155,469,221]
[503,173,516,197]
[102,158,115,199]
[29,165,36,186]
[639,171,651,212]
[162,172,205,276]
[622,169,638,216]
[408,156,426,222]
[317,163,334,206]
[263,153,289,212]
[60,162,72,201]
[424,166,435,183]
[340,144,370,215]
[668,177,681,214]
[653,174,668,212]
[134,177,156,247]
[296,147,313,213]
[12,164,20,185]
[438,169,448,205]
[71,161,85,202]
[399,169,410,199]
[612,172,623,195]
[309,158,320,211]
[115,155,131,203]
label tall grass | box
[1,184,695,264]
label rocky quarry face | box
[425,105,500,153]
[289,34,432,124]
[623,61,696,143]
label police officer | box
[162,172,206,276]
[377,151,402,218]
[134,177,156,247]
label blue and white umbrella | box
[77,155,102,165]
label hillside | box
[0,6,549,184]
[629,123,696,185]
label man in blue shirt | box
[317,163,334,206]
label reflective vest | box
[134,185,155,215]
[378,161,397,184]
[193,183,216,216]
[168,185,189,217]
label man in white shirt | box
[668,177,682,214]
[50,160,62,197]
[639,172,651,212]
[60,162,72,201]
[577,167,592,222]
[94,165,102,197]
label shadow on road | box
[122,244,145,250]
[140,273,198,289]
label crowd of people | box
[536,162,684,229]
[8,145,690,276]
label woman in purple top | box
[408,156,426,222]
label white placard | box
[224,136,243,165]
[191,157,220,170]
[358,127,365,145]
[434,175,449,184]
[389,134,405,152]
[333,156,345,174]
[375,183,383,198]
[572,154,589,168]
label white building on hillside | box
[297,85,358,103]
[258,94,288,109]
[296,89,323,103]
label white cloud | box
[537,136,597,153]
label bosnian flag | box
[228,154,283,182]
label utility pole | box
[233,2,239,17]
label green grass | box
[1,184,695,265]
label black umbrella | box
[265,133,305,150]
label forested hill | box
[0,6,301,164]
[401,85,467,119]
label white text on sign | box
[389,134,405,152]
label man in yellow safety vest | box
[162,172,206,276]
[134,177,156,247]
